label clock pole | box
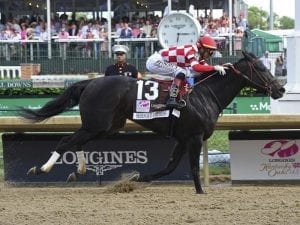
[167,0,172,11]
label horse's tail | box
[19,79,92,122]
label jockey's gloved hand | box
[214,65,228,76]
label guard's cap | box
[112,45,129,54]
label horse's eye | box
[255,61,267,72]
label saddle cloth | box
[133,77,191,120]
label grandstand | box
[0,0,267,75]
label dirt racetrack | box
[0,180,300,225]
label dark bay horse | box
[20,51,285,193]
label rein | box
[234,60,275,96]
[188,58,276,112]
[192,71,218,87]
[190,71,223,113]
[193,60,275,96]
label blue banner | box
[3,133,191,184]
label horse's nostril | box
[280,87,286,93]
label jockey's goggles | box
[204,48,215,56]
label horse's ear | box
[242,50,246,57]
[242,50,253,61]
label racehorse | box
[20,51,285,194]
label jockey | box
[146,35,228,109]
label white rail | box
[0,66,21,79]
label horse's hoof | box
[66,172,79,183]
[138,175,152,182]
[27,166,44,175]
[196,190,206,194]
[127,172,140,181]
[27,166,37,175]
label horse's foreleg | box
[136,142,186,182]
[28,129,99,178]
[27,151,61,175]
[54,129,100,182]
[27,135,75,175]
[76,150,86,174]
[41,151,61,172]
[66,150,87,182]
[188,135,204,194]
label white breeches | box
[146,52,201,78]
[146,52,186,77]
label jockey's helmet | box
[197,36,217,50]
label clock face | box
[158,12,201,49]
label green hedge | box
[0,88,63,96]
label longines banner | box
[2,133,191,184]
[229,131,300,184]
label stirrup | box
[178,99,186,108]
[166,98,186,109]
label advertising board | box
[0,98,78,116]
[0,96,270,116]
[3,133,191,184]
[229,131,300,184]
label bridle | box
[190,57,277,112]
[231,58,277,96]
[193,57,276,96]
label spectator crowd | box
[0,12,249,58]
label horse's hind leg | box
[188,135,204,194]
[135,142,186,182]
[27,128,100,176]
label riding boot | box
[166,78,186,109]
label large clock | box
[157,12,201,49]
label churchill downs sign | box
[0,80,32,88]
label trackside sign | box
[229,131,300,184]
[56,150,148,176]
[3,133,191,183]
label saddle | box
[151,77,191,101]
[133,77,192,120]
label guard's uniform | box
[104,63,138,78]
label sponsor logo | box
[155,60,177,70]
[259,140,300,177]
[261,140,299,158]
[250,102,270,111]
[56,150,148,176]
[259,163,299,177]
[171,24,186,30]
[136,100,150,112]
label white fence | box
[0,66,21,79]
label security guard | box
[105,45,142,79]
